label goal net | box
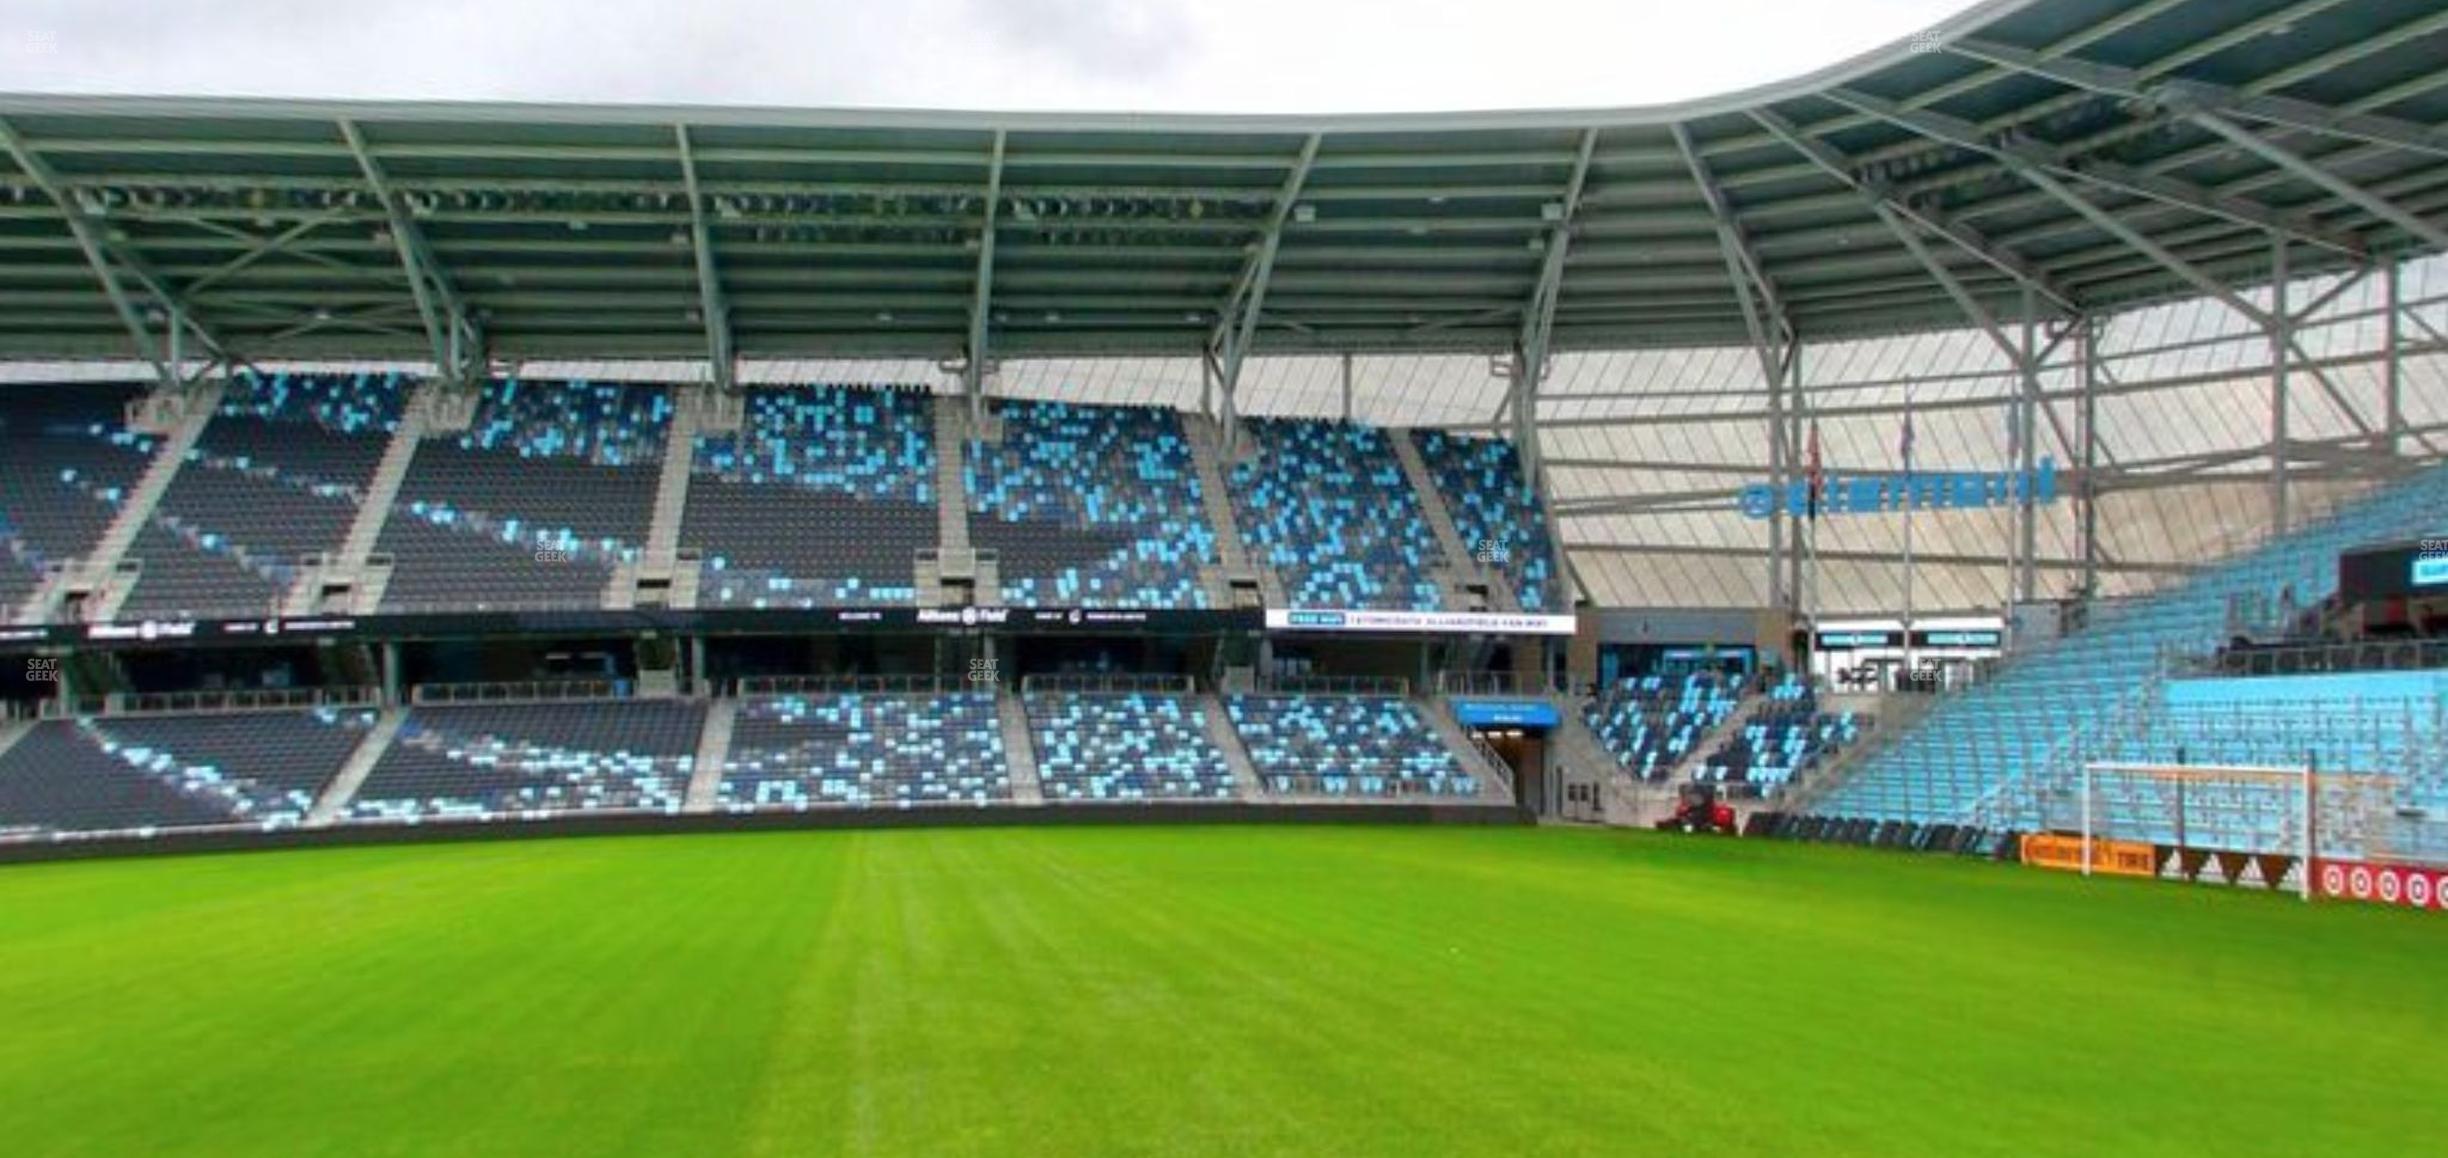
[2043,761,2417,899]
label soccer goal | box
[2049,761,2409,901]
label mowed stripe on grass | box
[0,826,2439,1157]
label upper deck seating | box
[117,372,406,620]
[0,384,158,621]
[967,400,1216,608]
[1412,430,1559,611]
[1229,419,1446,611]
[684,385,935,608]
[374,379,668,613]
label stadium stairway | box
[1184,416,1262,607]
[1546,692,1624,787]
[1199,693,1263,799]
[1421,696,1517,805]
[0,718,29,765]
[1388,429,1497,612]
[611,386,706,609]
[287,381,429,615]
[996,690,1044,804]
[932,395,973,554]
[43,381,224,623]
[306,706,407,825]
[684,698,738,812]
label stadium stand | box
[1820,463,2448,827]
[1695,675,1862,796]
[347,698,704,822]
[374,379,668,613]
[717,691,1009,809]
[1028,691,1237,801]
[0,708,379,838]
[1228,419,1446,610]
[0,384,158,621]
[967,400,1217,608]
[1228,694,1480,798]
[115,372,406,620]
[1412,431,1558,612]
[683,385,936,608]
[1584,673,1741,781]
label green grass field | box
[0,826,2440,1157]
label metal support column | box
[2385,258,2405,460]
[1786,343,1808,617]
[2079,316,2101,604]
[966,131,1008,426]
[2271,236,2292,535]
[2018,286,2041,604]
[1340,353,1355,423]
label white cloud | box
[0,0,1979,113]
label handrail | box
[1019,673,1195,695]
[39,686,380,719]
[1433,670,1554,697]
[735,674,957,697]
[410,679,626,705]
[1253,674,1410,697]
[2177,638,2448,679]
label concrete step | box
[639,391,704,574]
[685,698,737,813]
[997,690,1043,804]
[1183,415,1252,571]
[933,394,972,553]
[54,381,226,621]
[1199,694,1262,800]
[1388,426,1516,612]
[296,384,430,613]
[307,706,407,825]
[0,718,31,764]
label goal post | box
[2051,760,2407,901]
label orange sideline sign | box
[2021,833,2158,878]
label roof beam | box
[1821,88,2367,259]
[2017,165,2276,329]
[965,130,1007,408]
[675,124,734,390]
[338,117,480,384]
[1747,108,2079,316]
[1671,122,1787,377]
[1212,132,1323,388]
[2180,112,2448,251]
[1950,38,2448,164]
[0,116,227,384]
[1518,128,1601,387]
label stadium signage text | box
[1265,609,1578,636]
[2413,556,2448,588]
[2020,833,2157,878]
[1451,700,1563,729]
[1737,458,2061,520]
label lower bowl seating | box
[347,699,704,822]
[1027,693,1235,801]
[0,708,379,839]
[718,693,1009,809]
[1228,695,1477,798]
[1585,674,1740,781]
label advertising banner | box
[2020,833,2159,878]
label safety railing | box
[1019,673,1195,695]
[2176,638,2448,679]
[1253,674,1411,697]
[410,679,626,705]
[1433,670,1554,697]
[734,673,957,697]
[39,685,380,719]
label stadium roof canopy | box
[0,0,2444,378]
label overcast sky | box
[3,0,1976,113]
